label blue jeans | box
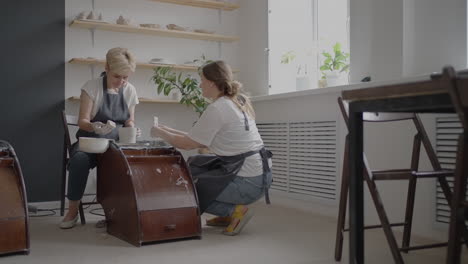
[204,173,271,217]
[67,144,97,201]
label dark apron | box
[188,111,273,213]
[76,75,130,140]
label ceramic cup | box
[118,127,137,144]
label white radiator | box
[257,121,337,201]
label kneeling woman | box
[151,61,272,236]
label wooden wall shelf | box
[149,0,240,11]
[67,96,179,104]
[68,58,239,73]
[69,20,239,43]
[69,58,200,71]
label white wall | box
[403,0,467,76]
[237,0,268,96]
[350,0,467,82]
[349,0,403,83]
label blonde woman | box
[151,61,272,236]
[60,48,139,229]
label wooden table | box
[342,67,466,264]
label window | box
[268,0,349,95]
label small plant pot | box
[325,71,345,87]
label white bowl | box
[78,137,110,153]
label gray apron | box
[188,111,272,213]
[76,75,130,140]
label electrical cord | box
[29,208,58,217]
[89,208,105,216]
[28,195,102,217]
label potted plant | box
[152,65,211,153]
[151,65,209,116]
[319,42,349,87]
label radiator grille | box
[435,116,467,224]
[258,121,337,200]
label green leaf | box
[151,56,209,115]
[322,52,332,58]
[335,54,346,62]
[158,83,165,94]
[333,43,342,54]
[320,65,330,71]
[177,72,182,83]
[340,65,350,72]
[161,83,168,95]
[182,78,191,87]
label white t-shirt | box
[187,97,269,177]
[81,77,139,118]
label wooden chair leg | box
[78,202,86,225]
[401,176,417,253]
[366,179,405,264]
[401,133,421,253]
[447,134,468,264]
[335,136,350,261]
[439,176,468,249]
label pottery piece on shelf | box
[166,24,187,31]
[182,60,203,66]
[148,58,175,65]
[140,23,161,29]
[116,15,134,26]
[193,29,215,34]
[76,11,87,20]
[87,11,98,20]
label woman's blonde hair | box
[106,47,136,75]
[201,60,255,119]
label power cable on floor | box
[28,196,100,217]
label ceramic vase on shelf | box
[296,75,310,91]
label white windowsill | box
[252,74,431,103]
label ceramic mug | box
[118,127,137,144]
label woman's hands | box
[92,120,116,135]
[150,124,204,150]
[150,125,164,138]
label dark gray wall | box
[1,2,65,202]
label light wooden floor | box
[1,200,467,264]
